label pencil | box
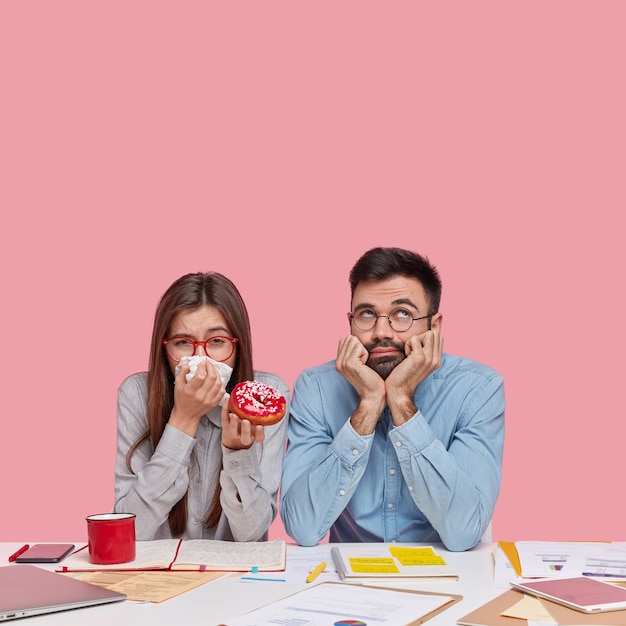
[306,560,326,583]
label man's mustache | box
[364,340,405,354]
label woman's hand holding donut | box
[169,359,226,437]
[221,402,265,449]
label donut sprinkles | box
[228,381,287,426]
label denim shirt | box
[280,353,505,551]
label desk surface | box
[1,541,504,625]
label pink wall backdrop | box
[1,2,625,544]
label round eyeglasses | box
[348,308,434,332]
[162,335,239,363]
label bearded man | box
[280,247,505,551]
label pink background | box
[1,2,624,544]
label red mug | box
[86,513,136,564]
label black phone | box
[15,543,75,563]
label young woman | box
[114,272,289,541]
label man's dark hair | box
[349,247,442,314]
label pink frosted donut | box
[228,381,286,426]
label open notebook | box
[0,564,125,621]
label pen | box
[8,544,30,562]
[240,576,287,582]
[306,560,326,583]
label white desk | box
[1,541,504,625]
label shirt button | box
[352,449,359,456]
[198,438,205,446]
[229,461,238,467]
[408,485,413,491]
[395,441,402,447]
[339,489,346,496]
[389,468,396,475]
[387,503,394,509]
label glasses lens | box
[204,336,236,361]
[351,310,377,331]
[388,308,413,332]
[165,337,195,360]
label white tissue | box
[175,355,233,406]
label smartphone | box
[15,543,75,563]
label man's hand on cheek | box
[407,330,443,374]
[386,331,443,399]
[337,335,387,434]
[336,335,385,399]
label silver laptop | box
[0,564,126,621]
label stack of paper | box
[477,541,626,626]
[498,541,626,580]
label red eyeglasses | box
[162,335,239,363]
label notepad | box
[57,539,286,573]
[331,545,458,581]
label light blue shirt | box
[280,353,505,551]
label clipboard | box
[220,581,462,626]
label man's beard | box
[365,340,406,380]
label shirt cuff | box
[156,423,196,465]
[388,411,435,458]
[329,419,373,466]
[222,446,255,477]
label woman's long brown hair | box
[126,272,254,536]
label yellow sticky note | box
[389,546,447,566]
[349,558,399,574]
